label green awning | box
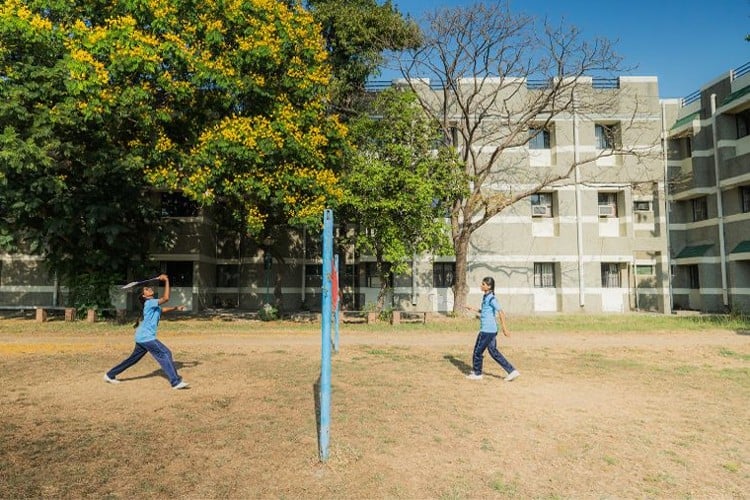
[722,84,750,106]
[675,244,712,259]
[731,240,750,254]
[670,111,700,131]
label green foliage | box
[305,0,422,113]
[258,303,279,321]
[67,272,116,311]
[0,0,349,300]
[341,88,467,308]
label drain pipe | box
[710,94,729,310]
[573,93,586,308]
[660,102,674,313]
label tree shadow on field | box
[118,360,201,382]
[444,355,504,379]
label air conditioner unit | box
[532,205,551,217]
[634,201,651,212]
[598,204,616,217]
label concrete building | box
[399,75,670,314]
[2,62,748,315]
[664,62,750,313]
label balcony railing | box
[680,89,701,107]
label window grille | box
[533,263,555,288]
[601,263,621,288]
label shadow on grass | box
[444,354,472,375]
[313,376,322,459]
[117,360,201,383]
[444,354,505,379]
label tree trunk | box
[375,260,391,312]
[452,231,471,316]
[273,263,284,313]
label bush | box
[258,303,279,321]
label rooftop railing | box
[732,61,750,80]
[680,60,750,107]
[680,89,701,107]
[591,77,620,89]
[366,77,622,92]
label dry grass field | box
[0,314,748,499]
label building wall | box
[405,75,669,314]
[667,62,750,313]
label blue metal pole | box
[334,254,340,353]
[319,209,333,461]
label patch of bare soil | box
[0,320,748,498]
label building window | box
[304,232,322,259]
[598,192,618,217]
[436,123,459,148]
[684,136,692,158]
[601,263,621,288]
[688,265,700,289]
[216,265,239,288]
[364,262,382,288]
[530,192,553,217]
[595,123,619,150]
[447,125,459,147]
[342,264,358,289]
[164,261,193,287]
[636,265,654,276]
[692,197,708,222]
[533,262,555,287]
[433,262,455,288]
[305,264,322,286]
[737,109,750,139]
[741,186,750,213]
[633,201,651,212]
[529,126,550,149]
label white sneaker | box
[504,370,520,382]
[466,372,483,380]
[172,381,190,390]
[103,373,121,384]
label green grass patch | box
[718,348,750,361]
[3,311,749,336]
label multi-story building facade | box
[665,62,750,313]
[398,75,670,314]
[2,62,748,315]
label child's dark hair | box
[132,290,147,328]
[482,276,495,293]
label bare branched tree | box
[396,1,663,314]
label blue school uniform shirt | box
[479,292,501,333]
[135,298,161,343]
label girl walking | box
[104,274,189,389]
[465,276,519,381]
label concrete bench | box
[30,307,118,323]
[391,311,427,324]
[341,310,368,323]
[33,307,78,322]
[286,312,320,323]
[341,311,383,324]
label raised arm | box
[157,274,170,305]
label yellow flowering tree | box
[0,0,348,306]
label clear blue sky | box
[384,0,749,99]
